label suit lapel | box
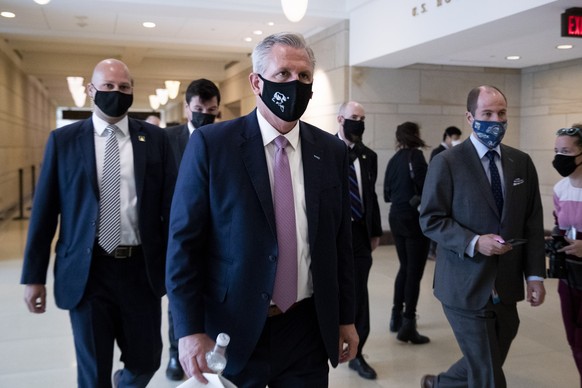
[76,119,99,198]
[129,118,146,208]
[300,123,324,249]
[179,125,189,156]
[500,145,516,221]
[239,112,277,237]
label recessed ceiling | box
[0,0,581,110]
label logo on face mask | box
[472,120,507,149]
[258,74,312,122]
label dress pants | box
[224,297,329,388]
[69,252,162,388]
[436,301,519,388]
[351,220,372,356]
[168,307,178,358]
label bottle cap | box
[216,333,230,347]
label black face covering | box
[553,152,582,177]
[94,90,133,117]
[342,118,365,143]
[258,74,312,122]
[190,111,217,129]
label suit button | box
[261,293,269,301]
[268,255,276,263]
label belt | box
[267,298,310,318]
[95,245,142,259]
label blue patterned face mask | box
[472,120,507,148]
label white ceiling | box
[0,0,581,110]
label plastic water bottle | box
[205,333,230,374]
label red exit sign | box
[562,8,582,38]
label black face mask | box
[342,118,365,143]
[258,74,312,122]
[190,111,217,129]
[94,90,133,117]
[553,152,582,177]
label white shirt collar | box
[256,110,300,150]
[92,114,129,137]
[470,133,501,159]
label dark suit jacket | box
[166,109,355,375]
[353,142,383,239]
[430,144,446,161]
[419,139,545,310]
[166,123,189,167]
[21,117,177,309]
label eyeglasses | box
[556,127,582,136]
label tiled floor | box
[0,215,578,387]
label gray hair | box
[251,32,316,75]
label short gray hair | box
[251,32,316,75]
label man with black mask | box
[166,78,221,170]
[21,58,176,387]
[164,78,221,381]
[166,32,359,387]
[336,101,382,380]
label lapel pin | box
[138,135,146,142]
[313,154,320,160]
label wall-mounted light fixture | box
[164,80,181,99]
[149,95,160,110]
[66,76,87,107]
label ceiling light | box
[506,55,520,61]
[557,44,573,50]
[34,0,51,4]
[253,30,263,35]
[281,0,308,22]
[156,88,169,105]
[267,22,275,26]
[143,21,156,28]
[66,77,86,108]
[164,80,181,99]
[1,11,16,18]
[149,95,160,110]
[244,37,252,42]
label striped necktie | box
[98,124,121,254]
[348,148,364,221]
[486,150,503,215]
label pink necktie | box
[271,136,298,312]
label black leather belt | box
[267,298,311,317]
[95,245,142,259]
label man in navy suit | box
[164,78,221,381]
[336,101,383,380]
[21,59,176,388]
[166,32,359,387]
[419,85,546,388]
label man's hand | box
[24,284,46,313]
[526,280,545,307]
[338,324,359,364]
[558,237,582,258]
[178,333,214,383]
[476,234,513,256]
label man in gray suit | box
[419,85,546,388]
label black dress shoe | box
[421,374,436,388]
[165,355,184,381]
[348,356,377,380]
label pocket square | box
[513,178,524,186]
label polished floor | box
[0,214,578,387]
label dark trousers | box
[352,220,373,356]
[389,211,430,319]
[558,280,582,385]
[69,253,162,388]
[437,301,519,388]
[224,298,329,388]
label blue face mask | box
[472,120,507,148]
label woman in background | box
[383,121,430,344]
[552,124,582,384]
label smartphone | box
[505,238,528,247]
